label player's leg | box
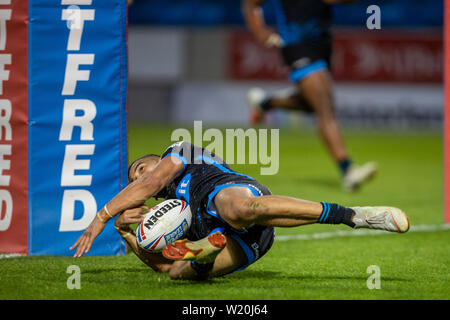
[214,186,323,229]
[132,231,245,280]
[247,86,314,123]
[297,70,350,163]
[297,70,378,191]
[166,235,248,280]
[214,186,409,232]
[163,185,409,280]
[249,70,347,161]
[248,68,377,191]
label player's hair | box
[127,154,161,182]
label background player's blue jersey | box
[270,0,332,46]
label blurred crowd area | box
[128,0,442,27]
[126,0,443,129]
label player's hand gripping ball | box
[136,199,192,252]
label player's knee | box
[225,197,260,227]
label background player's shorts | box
[280,38,332,83]
[187,179,275,273]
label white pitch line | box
[1,225,448,258]
[0,253,25,259]
[275,224,450,242]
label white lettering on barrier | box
[59,1,97,232]
[59,99,96,141]
[61,8,94,51]
[62,54,94,95]
[0,99,11,140]
[59,189,96,231]
[0,189,12,231]
[0,144,10,186]
[61,144,95,186]
[0,2,12,232]
[0,54,11,95]
[0,9,11,50]
[61,0,92,5]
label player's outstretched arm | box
[242,0,283,48]
[70,156,184,258]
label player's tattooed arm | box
[105,156,184,219]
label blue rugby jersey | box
[159,141,267,240]
[270,0,332,46]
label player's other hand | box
[70,215,106,258]
[255,28,283,48]
[115,206,149,231]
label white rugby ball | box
[136,199,192,252]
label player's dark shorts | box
[280,38,331,83]
[187,179,275,273]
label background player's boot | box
[350,206,410,233]
[342,162,377,192]
[247,87,266,125]
[162,231,226,264]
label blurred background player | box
[243,0,377,191]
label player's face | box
[129,157,160,183]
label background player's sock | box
[260,98,273,111]
[338,158,352,175]
[318,202,355,228]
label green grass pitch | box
[1,125,449,300]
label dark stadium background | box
[125,0,442,130]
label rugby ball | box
[136,199,192,252]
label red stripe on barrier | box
[0,0,28,253]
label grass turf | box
[1,125,448,300]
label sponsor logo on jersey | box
[176,174,191,203]
[251,242,260,260]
